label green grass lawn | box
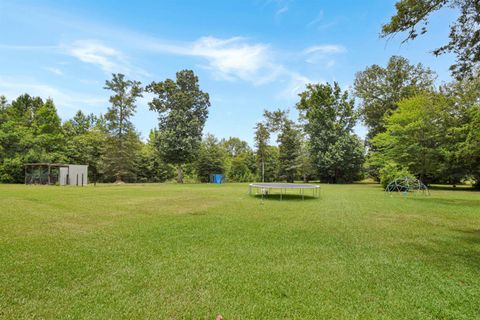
[0,183,479,319]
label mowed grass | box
[0,183,479,319]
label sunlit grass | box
[0,183,479,319]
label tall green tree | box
[228,151,256,182]
[136,130,174,183]
[297,82,364,183]
[254,122,270,182]
[277,120,301,182]
[146,70,210,183]
[372,92,451,183]
[354,56,435,141]
[221,137,256,182]
[461,105,480,187]
[445,77,480,187]
[221,137,250,157]
[30,99,66,162]
[196,134,226,182]
[0,95,66,182]
[102,73,143,183]
[64,111,106,184]
[371,77,480,187]
[263,146,280,182]
[263,109,302,183]
[63,110,97,136]
[298,139,314,183]
[263,108,288,132]
[382,0,480,79]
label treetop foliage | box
[297,82,365,183]
[146,70,210,183]
[354,56,436,141]
[382,0,480,79]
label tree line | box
[1,56,477,186]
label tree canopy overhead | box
[382,0,480,79]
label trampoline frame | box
[248,183,320,200]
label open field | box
[0,183,479,319]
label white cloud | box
[276,5,288,16]
[144,35,334,96]
[278,72,319,100]
[307,10,342,31]
[0,44,60,51]
[303,44,346,66]
[67,40,124,73]
[44,67,63,76]
[307,10,324,28]
[65,40,149,77]
[193,37,279,84]
[325,60,336,68]
[304,44,346,55]
[144,36,346,87]
[147,36,282,85]
[0,2,343,103]
[0,76,105,112]
[257,0,290,16]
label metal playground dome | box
[385,176,429,195]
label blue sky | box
[0,0,456,144]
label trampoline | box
[249,183,320,200]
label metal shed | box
[24,163,88,186]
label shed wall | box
[58,165,88,186]
[68,165,88,186]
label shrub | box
[379,161,415,188]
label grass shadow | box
[407,196,480,208]
[251,194,319,201]
[428,185,479,192]
[408,229,480,271]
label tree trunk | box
[176,164,184,183]
[262,161,265,182]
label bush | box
[364,151,388,182]
[0,158,24,183]
[379,161,415,188]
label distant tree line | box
[2,0,479,187]
[0,61,478,187]
[0,70,209,184]
[355,56,480,187]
